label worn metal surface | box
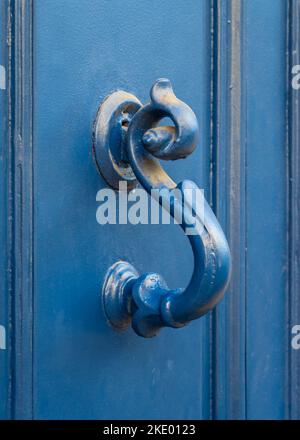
[93,91,142,190]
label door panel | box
[244,0,287,419]
[211,0,289,420]
[33,0,212,419]
[1,0,296,421]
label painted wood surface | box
[0,0,297,420]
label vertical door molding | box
[287,0,300,421]
[211,0,246,419]
[213,0,289,420]
[0,0,11,420]
[9,0,34,419]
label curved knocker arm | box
[94,78,231,338]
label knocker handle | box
[93,78,231,337]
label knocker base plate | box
[102,261,139,331]
[93,91,142,190]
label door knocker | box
[93,78,231,338]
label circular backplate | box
[102,261,139,330]
[93,91,142,190]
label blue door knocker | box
[93,79,231,338]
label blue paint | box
[244,0,287,419]
[211,0,247,420]
[212,0,288,421]
[288,0,300,420]
[33,0,212,419]
[1,0,294,420]
[0,1,10,421]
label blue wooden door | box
[0,0,299,420]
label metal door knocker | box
[93,78,231,337]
